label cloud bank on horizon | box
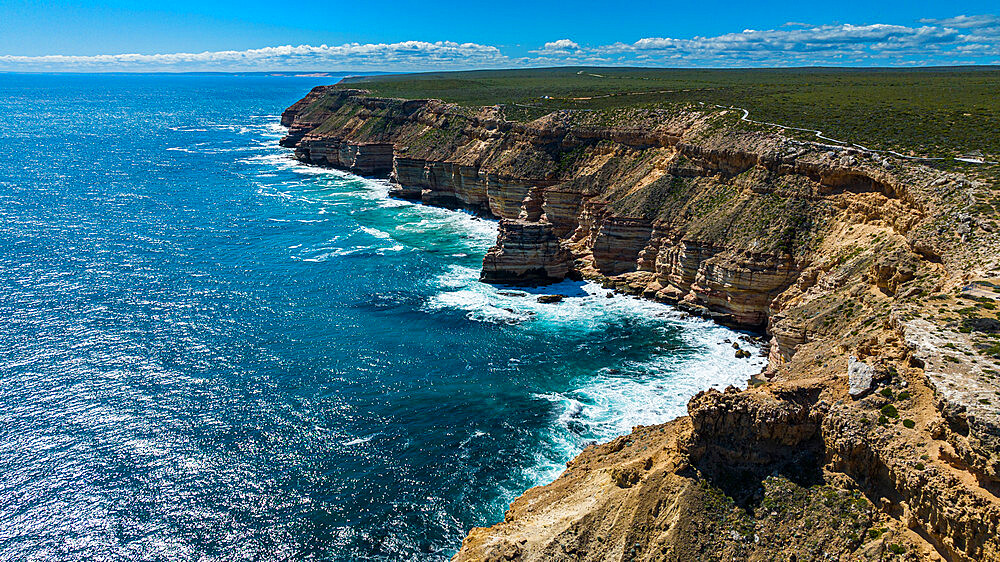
[3,15,999,72]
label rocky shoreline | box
[280,86,1000,561]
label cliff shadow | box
[491,279,592,298]
[684,385,827,509]
[684,445,826,510]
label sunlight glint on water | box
[0,74,763,560]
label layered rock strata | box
[281,86,1000,561]
[481,220,572,285]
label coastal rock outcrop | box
[481,220,572,285]
[281,86,1000,562]
[294,139,394,175]
[277,93,837,333]
[686,383,823,471]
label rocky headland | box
[281,86,1000,561]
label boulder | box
[847,356,874,398]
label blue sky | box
[1,0,999,71]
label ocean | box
[0,73,764,560]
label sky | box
[1,1,999,71]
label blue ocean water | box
[0,73,765,561]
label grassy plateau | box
[339,66,1000,162]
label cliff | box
[280,87,1000,561]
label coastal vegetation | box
[341,66,1000,161]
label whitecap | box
[343,433,380,446]
[516,311,765,491]
[359,226,392,240]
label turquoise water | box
[0,74,764,560]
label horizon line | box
[3,63,1000,75]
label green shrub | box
[880,388,894,399]
[902,419,916,429]
[897,391,910,400]
[881,404,899,418]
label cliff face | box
[481,219,572,285]
[280,88,1000,561]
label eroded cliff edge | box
[280,87,1000,561]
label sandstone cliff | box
[280,87,1000,561]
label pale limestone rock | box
[481,220,571,285]
[848,355,874,398]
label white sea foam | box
[240,153,293,167]
[296,246,366,262]
[420,255,766,493]
[168,145,261,155]
[529,308,764,487]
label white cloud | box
[568,17,1000,66]
[538,39,581,52]
[918,14,1000,28]
[0,41,507,71]
[1,15,999,71]
[618,24,961,57]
